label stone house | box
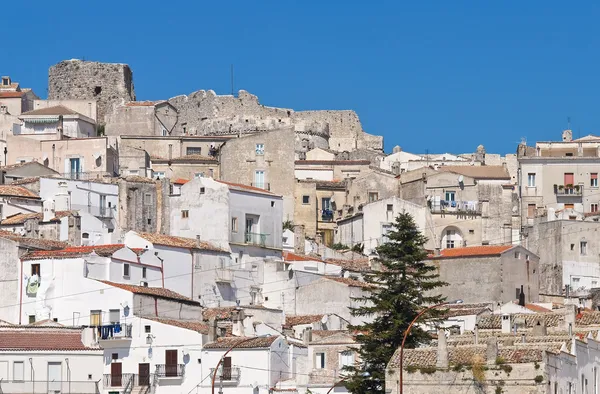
[0,161,58,183]
[17,105,96,138]
[105,100,179,136]
[117,176,167,234]
[150,154,219,180]
[428,245,539,305]
[0,210,82,245]
[220,128,296,221]
[0,76,38,115]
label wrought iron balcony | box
[245,232,268,247]
[210,367,241,385]
[250,182,271,191]
[103,372,134,388]
[98,323,132,341]
[554,184,583,196]
[70,204,115,218]
[321,210,334,222]
[155,364,185,379]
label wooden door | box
[222,356,232,380]
[138,363,150,386]
[165,350,177,377]
[110,363,122,387]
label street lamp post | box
[398,300,462,394]
[211,335,270,394]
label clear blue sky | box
[4,1,600,154]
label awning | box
[23,118,59,124]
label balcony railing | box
[250,182,271,191]
[245,232,268,247]
[155,364,185,379]
[99,323,132,340]
[70,204,115,218]
[209,367,241,385]
[59,171,114,181]
[428,200,481,215]
[215,268,234,283]
[554,184,584,196]
[0,380,100,394]
[103,373,134,388]
[321,210,334,222]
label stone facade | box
[105,101,179,137]
[117,177,166,234]
[48,60,135,124]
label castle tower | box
[48,59,136,125]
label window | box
[527,204,536,218]
[209,169,214,178]
[339,351,354,368]
[145,325,151,333]
[527,173,536,187]
[514,252,521,259]
[322,198,332,211]
[573,277,581,283]
[315,352,325,369]
[29,315,35,324]
[469,229,475,234]
[571,243,575,251]
[123,264,130,278]
[592,204,599,213]
[111,353,118,361]
[13,361,24,381]
[109,309,120,324]
[194,173,204,178]
[144,193,153,205]
[182,210,189,219]
[255,143,265,155]
[368,192,379,202]
[592,173,598,187]
[147,218,152,225]
[231,217,238,233]
[154,171,165,179]
[445,191,455,202]
[142,267,147,279]
[90,310,102,326]
[129,170,139,176]
[200,187,205,194]
[581,241,588,256]
[186,147,201,155]
[382,224,393,243]
[387,204,393,211]
[162,128,167,136]
[254,170,265,189]
[446,230,456,249]
[302,195,310,204]
[31,263,40,277]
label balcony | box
[250,182,271,191]
[98,323,132,344]
[215,268,234,283]
[554,184,583,196]
[245,232,268,247]
[71,204,115,219]
[209,367,241,386]
[59,171,114,181]
[428,200,481,217]
[155,364,185,379]
[321,210,334,222]
[0,380,100,393]
[103,373,134,389]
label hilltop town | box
[0,60,598,394]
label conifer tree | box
[343,212,447,394]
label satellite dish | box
[458,175,464,183]
[182,348,189,356]
[321,315,328,324]
[122,301,129,308]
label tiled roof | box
[0,185,40,199]
[325,258,371,272]
[169,154,217,162]
[203,336,278,349]
[311,330,354,341]
[216,180,277,196]
[1,210,76,225]
[0,329,100,351]
[297,179,347,189]
[99,280,199,304]
[283,252,323,263]
[438,165,511,180]
[21,244,127,260]
[172,178,189,185]
[10,177,41,185]
[0,91,25,98]
[477,313,562,330]
[144,317,208,334]
[122,175,156,184]
[524,304,553,313]
[135,232,224,252]
[202,307,237,321]
[430,245,514,259]
[441,307,491,318]
[283,315,324,328]
[294,160,371,165]
[21,105,81,117]
[0,231,69,250]
[576,312,600,326]
[323,276,370,288]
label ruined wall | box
[48,60,136,124]
[117,178,158,233]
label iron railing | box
[250,182,271,191]
[554,184,584,196]
[155,364,185,378]
[103,373,134,388]
[0,380,100,393]
[98,323,132,340]
[245,232,268,247]
[70,204,115,218]
[59,171,113,181]
[209,367,241,384]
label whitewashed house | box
[18,106,96,138]
[0,326,104,394]
[0,185,42,220]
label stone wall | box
[48,60,136,124]
[117,177,159,233]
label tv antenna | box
[230,64,234,96]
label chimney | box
[562,129,573,142]
[436,328,448,369]
[293,225,306,255]
[0,106,7,115]
[434,247,441,256]
[196,234,202,248]
[80,327,96,347]
[501,314,511,334]
[208,317,218,343]
[518,285,525,307]
[232,309,245,337]
[392,145,402,154]
[565,304,577,335]
[474,324,479,345]
[57,115,64,139]
[168,144,173,161]
[42,199,55,222]
[521,333,526,343]
[485,337,498,365]
[532,317,547,336]
[303,327,312,346]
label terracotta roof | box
[0,329,99,351]
[203,336,278,349]
[216,180,277,196]
[135,232,225,252]
[21,244,127,260]
[430,245,514,259]
[284,315,324,328]
[172,178,189,185]
[524,304,553,313]
[294,160,371,165]
[477,313,561,330]
[0,91,25,98]
[438,165,510,180]
[1,210,76,225]
[169,154,217,162]
[21,105,81,117]
[441,307,491,318]
[323,276,370,288]
[11,177,41,185]
[144,317,208,334]
[576,311,600,326]
[99,280,199,304]
[283,252,323,263]
[324,258,371,272]
[0,185,40,199]
[122,175,156,184]
[202,307,237,321]
[0,231,69,249]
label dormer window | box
[1,77,10,86]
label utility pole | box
[230,64,234,96]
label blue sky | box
[4,1,600,154]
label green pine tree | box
[343,212,447,394]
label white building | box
[0,184,42,221]
[0,326,103,394]
[17,106,96,138]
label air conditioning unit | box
[140,281,148,287]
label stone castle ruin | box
[47,60,383,152]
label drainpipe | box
[189,250,194,300]
[155,252,165,287]
[154,298,158,316]
[19,257,24,324]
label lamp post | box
[211,335,270,394]
[398,300,462,394]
